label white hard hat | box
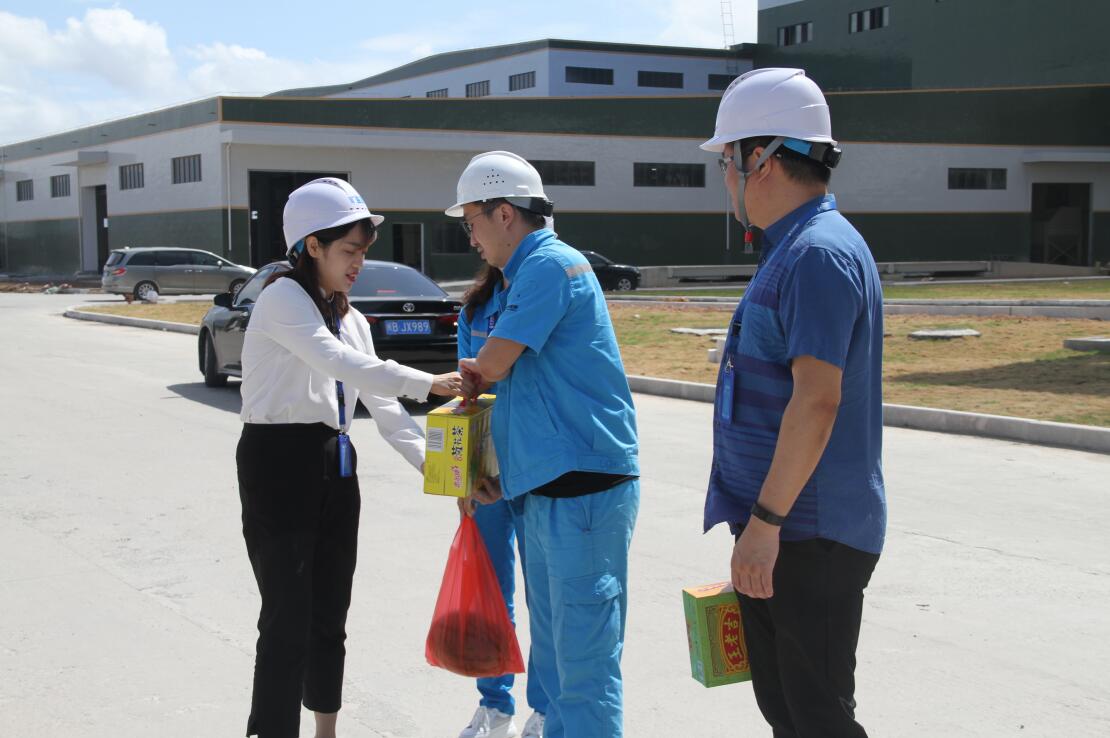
[283,177,385,261]
[445,151,553,218]
[701,68,836,153]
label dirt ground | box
[81,301,1110,427]
[653,279,1110,301]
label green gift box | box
[682,581,752,688]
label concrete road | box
[1,293,1108,737]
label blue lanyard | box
[725,196,837,423]
[327,305,347,431]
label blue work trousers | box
[523,479,640,738]
[473,496,549,717]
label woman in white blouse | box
[236,177,461,738]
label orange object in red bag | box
[426,516,526,677]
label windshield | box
[351,264,446,298]
[105,252,124,266]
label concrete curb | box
[628,375,716,403]
[64,308,200,336]
[609,296,1110,319]
[628,375,1110,455]
[881,404,1110,455]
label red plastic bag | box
[426,516,526,677]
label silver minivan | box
[101,247,255,300]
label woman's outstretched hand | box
[431,371,463,397]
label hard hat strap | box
[781,138,842,169]
[740,136,786,180]
[503,196,554,217]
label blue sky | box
[0,0,757,145]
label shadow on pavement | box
[893,353,1109,396]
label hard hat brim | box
[444,202,466,218]
[699,135,731,153]
[285,211,385,249]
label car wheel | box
[202,332,228,388]
[229,279,246,296]
[133,281,159,301]
[615,277,635,291]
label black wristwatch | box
[750,501,786,527]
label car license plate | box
[384,319,432,336]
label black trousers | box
[237,423,361,738]
[736,535,880,738]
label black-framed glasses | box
[460,204,498,238]
[717,155,735,173]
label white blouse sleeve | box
[253,280,434,401]
[360,392,426,472]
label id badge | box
[720,360,735,423]
[337,432,353,478]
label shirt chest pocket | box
[735,302,788,365]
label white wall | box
[1,154,81,224]
[830,142,1110,214]
[224,124,727,215]
[324,50,551,99]
[322,48,751,99]
[11,121,1107,228]
[547,49,752,97]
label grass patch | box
[83,302,211,325]
[645,279,1110,301]
[609,306,1110,427]
[84,301,1109,427]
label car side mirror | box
[214,292,233,308]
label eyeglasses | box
[460,204,498,238]
[717,155,735,173]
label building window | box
[849,6,890,33]
[565,66,614,85]
[530,160,595,187]
[509,71,536,91]
[433,221,472,254]
[465,80,490,98]
[172,154,202,184]
[16,179,33,201]
[638,70,684,89]
[778,21,814,46]
[426,88,449,98]
[50,174,71,198]
[708,73,738,91]
[119,163,144,191]
[633,163,705,188]
[948,168,1007,190]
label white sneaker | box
[520,711,545,738]
[458,706,519,738]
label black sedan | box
[580,250,641,291]
[198,260,461,387]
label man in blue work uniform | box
[700,69,886,737]
[454,267,550,738]
[447,151,640,738]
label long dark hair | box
[264,218,376,323]
[463,263,504,322]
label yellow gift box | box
[423,395,498,498]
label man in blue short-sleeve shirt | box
[446,151,639,738]
[701,69,886,738]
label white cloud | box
[0,2,760,145]
[0,8,175,94]
[56,8,177,93]
[654,0,759,47]
[185,42,337,96]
